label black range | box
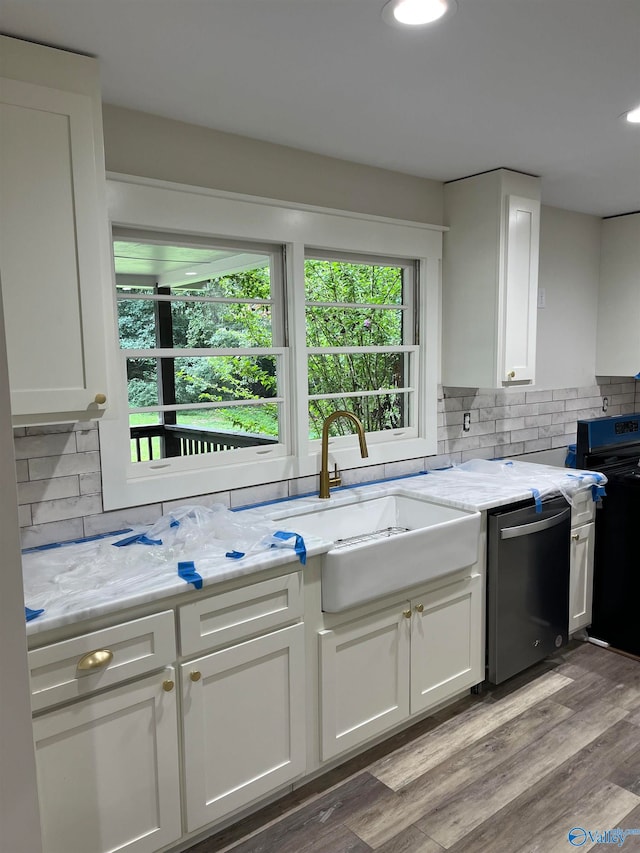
[576,413,640,658]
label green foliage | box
[121,259,409,447]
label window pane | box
[126,356,278,408]
[308,352,409,397]
[128,406,279,464]
[305,259,403,305]
[306,306,402,347]
[308,394,408,439]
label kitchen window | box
[112,229,287,466]
[100,177,441,510]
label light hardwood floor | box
[185,641,640,853]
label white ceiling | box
[2,0,639,217]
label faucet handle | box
[330,463,341,488]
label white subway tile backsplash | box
[21,518,85,550]
[15,460,29,482]
[31,495,103,526]
[14,432,76,460]
[83,504,162,537]
[28,451,101,480]
[75,429,100,452]
[13,379,639,549]
[18,476,79,506]
[229,481,289,509]
[18,504,32,527]
[79,472,102,496]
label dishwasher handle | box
[500,507,571,540]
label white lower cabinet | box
[569,521,595,633]
[181,623,306,831]
[319,574,482,761]
[32,671,182,853]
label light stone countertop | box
[21,459,605,639]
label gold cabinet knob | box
[507,371,516,380]
[415,603,424,613]
[190,670,202,682]
[77,649,113,671]
[162,679,174,692]
[402,609,412,619]
[572,533,580,541]
[94,393,107,405]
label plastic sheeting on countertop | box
[21,504,309,621]
[451,458,606,507]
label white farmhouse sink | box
[274,493,481,612]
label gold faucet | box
[319,411,369,499]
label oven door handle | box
[500,507,571,540]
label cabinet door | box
[181,623,306,831]
[410,575,482,714]
[32,670,181,853]
[502,195,540,383]
[0,78,110,419]
[570,522,595,633]
[319,606,410,761]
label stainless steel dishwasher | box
[487,496,571,684]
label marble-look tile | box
[18,476,80,506]
[554,387,578,399]
[565,395,603,411]
[525,414,551,427]
[162,492,231,514]
[384,458,425,479]
[523,438,552,453]
[14,460,29,483]
[230,481,289,509]
[538,400,565,415]
[525,390,553,403]
[340,464,386,487]
[551,434,575,449]
[288,475,319,497]
[13,427,26,438]
[29,451,101,480]
[31,494,103,525]
[21,517,85,549]
[18,504,32,527]
[423,454,456,471]
[460,447,494,463]
[79,472,102,496]
[14,431,77,460]
[82,503,161,536]
[75,428,100,452]
[509,428,539,443]
[25,424,74,435]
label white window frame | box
[100,175,443,510]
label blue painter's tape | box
[22,528,134,555]
[178,561,203,589]
[225,550,245,559]
[272,530,307,565]
[170,519,180,527]
[112,532,162,547]
[25,607,44,622]
[635,373,640,380]
[530,488,542,513]
[591,484,606,502]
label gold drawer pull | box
[94,393,107,405]
[162,679,175,692]
[190,670,202,682]
[507,370,516,380]
[403,609,412,619]
[572,533,580,541]
[77,649,113,671]
[415,603,424,613]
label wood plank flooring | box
[184,642,640,853]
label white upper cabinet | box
[442,169,541,388]
[0,37,114,424]
[595,212,640,377]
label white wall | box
[0,280,42,853]
[102,104,444,225]
[535,205,602,389]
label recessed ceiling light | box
[382,0,455,27]
[625,105,640,124]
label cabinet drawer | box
[29,611,176,712]
[571,491,596,527]
[179,572,303,657]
